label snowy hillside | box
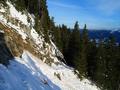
[0,1,99,90]
[0,51,99,90]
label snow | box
[7,22,27,39]
[6,1,28,26]
[0,1,36,40]
[0,6,27,39]
[0,29,4,33]
[0,15,27,39]
[0,52,60,90]
[0,51,99,90]
[31,28,44,47]
[0,8,5,13]
[0,4,5,13]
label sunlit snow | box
[0,51,99,90]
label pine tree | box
[66,21,81,67]
[95,40,107,88]
[78,24,89,77]
[39,0,50,42]
[87,39,97,80]
[53,25,63,51]
[61,24,70,55]
[104,35,119,90]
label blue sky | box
[47,0,120,29]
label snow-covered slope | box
[0,51,99,90]
[0,1,99,90]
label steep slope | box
[0,51,99,90]
[0,1,99,90]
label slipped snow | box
[0,1,35,40]
[6,1,28,26]
[0,52,60,90]
[0,51,99,90]
[31,28,44,48]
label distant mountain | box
[87,30,120,43]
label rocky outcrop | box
[0,1,65,66]
[0,30,13,65]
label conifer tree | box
[95,40,107,88]
[66,21,81,67]
[39,0,50,42]
[104,35,119,90]
[61,24,70,54]
[53,25,63,51]
[79,24,88,77]
[87,39,97,80]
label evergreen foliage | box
[52,21,120,90]
[79,24,89,77]
[51,19,120,90]
[65,21,81,67]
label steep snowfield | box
[0,52,60,90]
[0,51,99,90]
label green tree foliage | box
[39,0,50,42]
[65,21,81,67]
[53,25,63,51]
[87,39,97,80]
[102,35,119,90]
[78,24,89,77]
[65,22,88,78]
[60,24,70,54]
[94,36,120,90]
[95,40,107,88]
[58,22,120,90]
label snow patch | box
[0,29,4,33]
[6,1,28,26]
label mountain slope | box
[88,30,120,43]
[0,1,99,90]
[0,51,99,90]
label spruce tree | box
[104,35,119,90]
[61,24,70,55]
[95,40,107,88]
[87,39,97,80]
[40,0,50,42]
[79,24,88,77]
[66,21,81,67]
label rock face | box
[0,31,13,65]
[0,1,64,66]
